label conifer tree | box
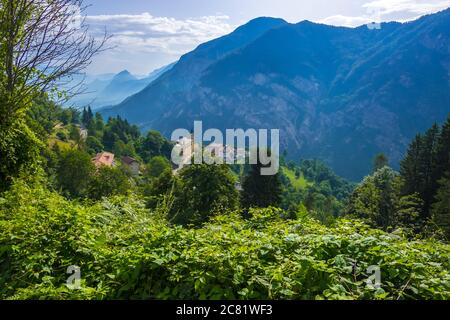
[241,154,282,209]
[431,172,450,239]
[419,124,440,216]
[400,134,423,196]
[82,106,94,128]
[400,123,441,220]
[433,115,450,189]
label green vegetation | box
[1,59,449,302]
[282,167,311,190]
[0,180,449,300]
[432,174,450,238]
[242,159,283,210]
[0,0,448,301]
[169,164,240,226]
[56,149,95,198]
[88,166,132,201]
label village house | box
[122,156,140,176]
[173,135,196,174]
[92,152,116,168]
[205,143,247,163]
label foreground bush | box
[0,180,449,300]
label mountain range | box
[70,63,175,110]
[101,9,450,181]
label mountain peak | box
[113,70,136,82]
[244,16,287,25]
[234,16,288,34]
[116,70,131,76]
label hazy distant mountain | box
[70,63,175,110]
[102,10,450,180]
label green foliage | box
[242,161,282,209]
[112,140,136,158]
[82,107,94,129]
[59,108,76,126]
[282,167,311,190]
[169,164,239,226]
[433,116,450,192]
[347,167,400,229]
[280,159,354,222]
[27,96,60,139]
[401,120,450,220]
[56,149,95,198]
[347,167,427,235]
[68,125,83,149]
[56,132,68,142]
[144,169,175,209]
[396,193,422,232]
[0,120,41,191]
[146,156,172,179]
[51,110,174,172]
[299,159,354,201]
[136,130,173,163]
[88,166,132,200]
[0,180,449,300]
[85,136,104,154]
[432,173,450,240]
[303,190,343,225]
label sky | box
[85,0,450,75]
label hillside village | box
[92,151,140,176]
[49,110,253,194]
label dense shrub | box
[169,164,239,226]
[88,166,132,200]
[56,149,95,198]
[0,180,449,300]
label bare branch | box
[0,0,110,123]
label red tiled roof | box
[93,152,115,167]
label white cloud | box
[86,12,234,74]
[319,15,377,27]
[320,0,450,27]
[363,0,450,15]
[87,12,234,56]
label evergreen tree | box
[396,193,423,232]
[102,130,118,151]
[431,172,450,239]
[81,106,94,128]
[419,124,440,217]
[433,115,450,191]
[86,136,104,154]
[400,119,448,221]
[95,113,105,132]
[400,134,423,196]
[241,157,283,209]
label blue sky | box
[86,0,450,75]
